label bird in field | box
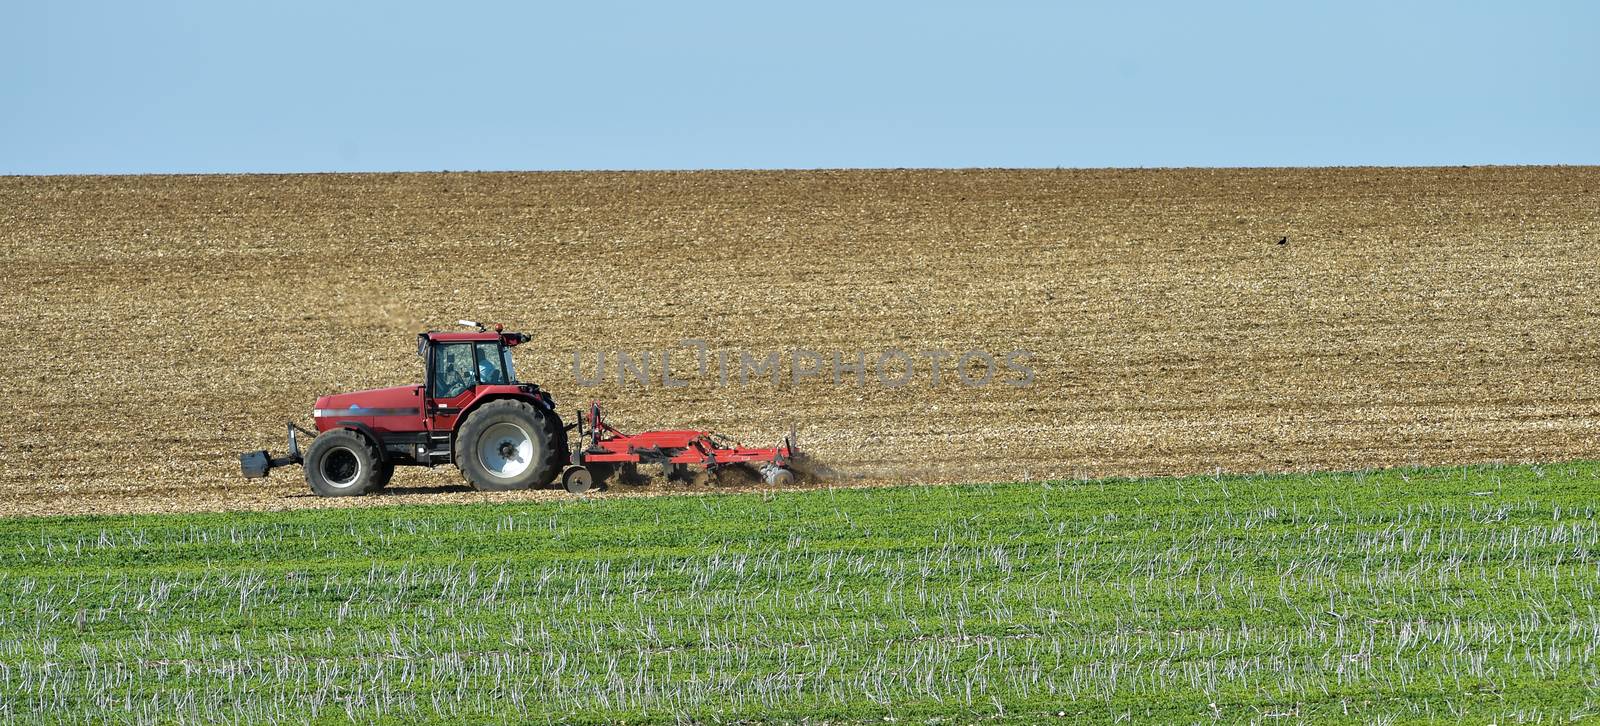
[1277,236,1288,246]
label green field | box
[3,464,1599,724]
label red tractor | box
[241,322,797,496]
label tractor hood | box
[312,385,424,420]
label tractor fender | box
[332,421,388,463]
[450,392,556,434]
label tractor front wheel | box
[304,430,383,497]
[371,462,395,490]
[455,400,559,491]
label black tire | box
[371,462,395,491]
[304,430,382,497]
[545,409,569,473]
[455,399,559,491]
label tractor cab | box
[411,325,551,437]
[418,328,528,398]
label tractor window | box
[502,347,516,382]
[475,342,508,385]
[433,343,476,398]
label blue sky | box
[2,1,1595,174]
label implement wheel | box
[562,465,594,494]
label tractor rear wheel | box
[544,409,569,476]
[304,430,383,497]
[455,400,559,491]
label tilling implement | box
[572,402,797,492]
[240,322,799,497]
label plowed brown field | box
[2,167,1597,517]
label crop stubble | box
[0,167,1596,517]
